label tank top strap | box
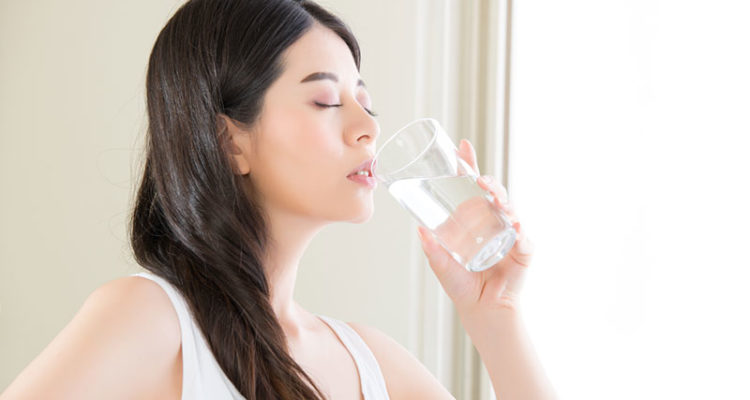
[317,314,391,400]
[131,271,245,399]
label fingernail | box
[417,227,430,245]
[418,232,429,253]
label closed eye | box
[314,101,342,108]
[314,102,378,117]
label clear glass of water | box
[370,118,517,272]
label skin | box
[1,22,556,400]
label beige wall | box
[0,0,423,389]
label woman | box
[1,0,555,399]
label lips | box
[347,158,375,177]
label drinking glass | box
[370,118,517,272]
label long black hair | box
[129,0,361,398]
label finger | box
[458,139,480,175]
[507,228,535,268]
[476,176,518,224]
[477,175,508,204]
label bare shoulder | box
[347,322,455,400]
[1,275,182,400]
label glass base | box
[465,228,517,272]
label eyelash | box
[314,101,378,117]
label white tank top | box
[132,271,390,400]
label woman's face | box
[231,22,380,224]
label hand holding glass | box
[371,118,517,272]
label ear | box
[217,114,253,176]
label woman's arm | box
[414,139,557,399]
[458,305,557,400]
[0,277,182,400]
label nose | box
[345,103,379,149]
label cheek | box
[296,129,343,193]
[258,113,345,210]
[282,118,339,178]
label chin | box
[346,203,375,224]
[350,213,373,224]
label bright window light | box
[508,0,750,398]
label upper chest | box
[289,326,365,400]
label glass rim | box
[371,117,441,181]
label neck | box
[263,205,326,339]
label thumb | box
[417,226,473,299]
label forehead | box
[278,23,360,87]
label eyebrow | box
[300,71,366,88]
